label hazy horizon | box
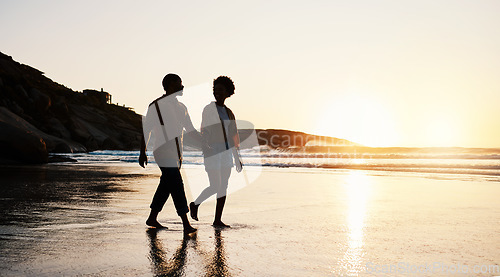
[2,0,499,148]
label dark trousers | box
[150,167,189,216]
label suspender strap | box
[154,101,182,166]
[154,101,164,125]
[219,114,229,150]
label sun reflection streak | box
[338,171,372,276]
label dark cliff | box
[0,52,142,163]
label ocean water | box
[54,146,500,180]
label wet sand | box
[0,164,499,276]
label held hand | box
[235,159,243,173]
[139,152,148,168]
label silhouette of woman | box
[206,228,231,276]
[189,76,242,227]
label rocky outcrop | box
[253,129,358,148]
[0,52,143,164]
[0,107,86,155]
[0,120,47,164]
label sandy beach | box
[0,164,499,276]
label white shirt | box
[142,93,196,167]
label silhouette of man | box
[139,73,197,234]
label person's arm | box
[139,109,152,168]
[230,117,243,172]
[139,134,148,168]
[183,104,197,134]
[182,104,205,150]
[232,146,243,172]
[200,106,213,152]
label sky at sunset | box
[2,0,499,147]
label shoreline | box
[40,149,500,180]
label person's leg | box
[147,168,172,228]
[189,202,199,221]
[167,167,196,234]
[146,209,166,228]
[180,213,196,235]
[194,169,220,204]
[213,167,231,227]
[190,169,221,220]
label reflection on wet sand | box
[338,171,372,276]
[204,228,231,277]
[146,228,232,277]
[147,228,191,276]
[0,165,136,226]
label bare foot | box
[146,219,167,229]
[183,225,197,235]
[189,202,199,221]
[212,221,230,228]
